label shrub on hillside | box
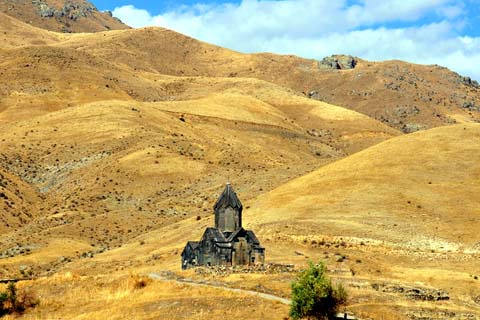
[0,282,38,316]
[290,261,347,320]
[0,291,7,316]
[127,274,151,290]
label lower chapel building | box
[181,183,265,269]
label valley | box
[0,2,479,319]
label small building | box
[181,183,265,269]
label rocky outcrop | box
[319,55,357,70]
[402,123,428,133]
[0,244,38,259]
[462,101,479,111]
[372,283,449,301]
[33,0,95,21]
[0,0,130,32]
[407,310,477,320]
[194,263,296,277]
[37,3,55,17]
[460,76,480,89]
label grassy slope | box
[0,15,479,320]
[2,19,479,130]
[0,168,41,235]
[0,12,64,48]
[30,124,475,319]
[0,36,399,276]
[250,123,480,247]
[59,27,480,131]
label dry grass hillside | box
[0,13,479,320]
[0,92,398,274]
[0,15,400,280]
[1,18,479,130]
[6,125,476,320]
[48,124,477,319]
[251,123,480,247]
[0,0,129,33]
[246,124,480,318]
[55,27,480,132]
[0,12,65,48]
[0,167,41,235]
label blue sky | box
[94,0,240,15]
[92,0,480,80]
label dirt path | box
[147,272,358,319]
[147,272,292,305]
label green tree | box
[290,261,347,320]
[6,282,17,309]
[0,290,7,316]
[0,282,38,316]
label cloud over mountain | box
[113,0,480,80]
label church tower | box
[214,182,243,233]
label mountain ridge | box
[0,0,129,33]
[54,26,480,132]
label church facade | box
[181,183,265,269]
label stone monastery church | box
[181,183,265,269]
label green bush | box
[290,261,347,320]
[0,282,38,317]
[0,292,7,315]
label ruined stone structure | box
[181,183,265,269]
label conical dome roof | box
[214,183,243,211]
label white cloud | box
[111,5,152,28]
[112,0,480,80]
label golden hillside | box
[0,14,399,277]
[0,13,479,320]
[0,12,65,48]
[1,18,479,130]
[9,125,475,320]
[0,167,41,234]
[55,27,480,132]
[244,124,480,318]
[0,91,397,264]
[251,123,480,247]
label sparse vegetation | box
[128,274,151,290]
[290,261,347,320]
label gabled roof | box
[181,241,199,256]
[227,227,246,242]
[214,182,243,211]
[246,230,261,245]
[186,241,199,250]
[227,228,261,245]
[202,227,227,243]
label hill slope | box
[0,90,398,258]
[0,17,399,264]
[34,124,478,320]
[0,12,65,48]
[0,167,41,235]
[58,27,480,132]
[0,0,129,33]
[238,124,480,318]
[250,123,480,247]
[1,22,478,131]
[0,16,479,320]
